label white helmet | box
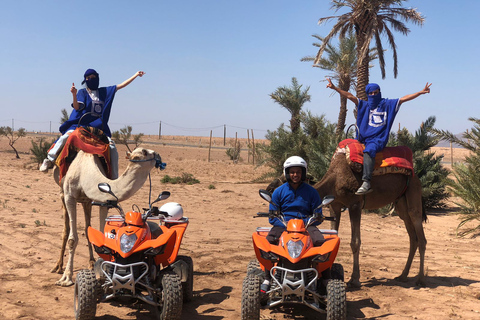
[283,156,307,182]
[159,202,184,220]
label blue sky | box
[1,0,478,139]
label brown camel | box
[51,147,161,286]
[313,151,427,287]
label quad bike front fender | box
[252,233,274,271]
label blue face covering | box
[82,68,100,90]
[85,77,100,90]
[365,83,382,109]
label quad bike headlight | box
[120,233,138,253]
[287,240,304,259]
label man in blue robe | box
[326,78,432,194]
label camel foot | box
[50,265,64,274]
[55,274,74,287]
[347,278,361,288]
[55,279,74,287]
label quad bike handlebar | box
[92,183,171,222]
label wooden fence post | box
[247,129,250,164]
[450,142,453,167]
[235,132,238,163]
[251,129,255,165]
[208,130,213,162]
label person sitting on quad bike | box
[262,156,327,292]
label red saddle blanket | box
[337,139,413,176]
[55,127,111,181]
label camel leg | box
[51,200,69,274]
[81,202,95,269]
[397,185,427,287]
[99,206,108,232]
[330,203,343,230]
[394,196,417,282]
[415,222,427,287]
[347,203,362,288]
[56,197,78,287]
[410,195,427,287]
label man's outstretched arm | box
[399,82,432,105]
[326,78,359,106]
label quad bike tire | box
[156,270,183,320]
[241,272,262,320]
[331,263,345,281]
[326,279,347,320]
[247,259,261,273]
[177,255,194,302]
[74,269,98,320]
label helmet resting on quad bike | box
[160,202,184,220]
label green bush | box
[30,137,57,166]
[161,173,200,185]
[433,117,480,237]
[226,139,242,162]
[389,116,451,210]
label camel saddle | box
[55,127,112,181]
[336,139,414,176]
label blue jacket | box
[269,182,322,228]
[356,97,400,158]
[59,85,117,137]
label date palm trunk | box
[336,77,351,138]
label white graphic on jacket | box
[368,109,388,128]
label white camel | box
[51,147,161,286]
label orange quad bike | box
[241,189,346,320]
[73,182,193,320]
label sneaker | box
[39,159,53,172]
[355,181,372,195]
[260,280,270,293]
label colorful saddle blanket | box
[55,127,111,181]
[336,139,413,176]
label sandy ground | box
[0,134,479,320]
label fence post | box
[208,130,213,162]
[158,121,161,139]
[234,132,238,163]
[251,129,255,165]
[450,142,453,167]
[247,129,250,164]
[224,124,226,146]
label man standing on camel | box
[326,78,432,195]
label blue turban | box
[365,83,382,109]
[365,83,380,94]
[81,69,99,84]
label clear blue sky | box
[1,0,478,139]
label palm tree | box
[302,31,376,136]
[432,118,480,237]
[314,0,424,100]
[60,108,69,123]
[269,77,311,133]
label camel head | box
[127,148,165,170]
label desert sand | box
[0,134,479,320]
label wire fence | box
[0,118,270,140]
